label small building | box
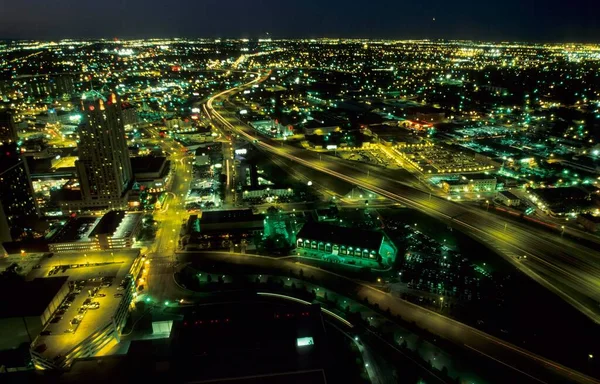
[296,222,397,266]
[302,120,342,136]
[131,156,173,194]
[199,209,264,234]
[242,186,294,200]
[442,174,497,193]
[48,211,143,253]
[577,213,600,233]
[497,191,521,207]
[184,209,265,250]
[28,250,143,370]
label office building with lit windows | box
[0,145,39,241]
[65,91,133,213]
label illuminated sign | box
[297,337,314,347]
[235,149,248,155]
[326,145,338,150]
[239,109,248,115]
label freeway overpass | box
[204,72,600,327]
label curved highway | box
[204,72,600,326]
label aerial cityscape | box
[0,7,600,384]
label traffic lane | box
[217,112,600,319]
[239,122,600,285]
[179,252,596,384]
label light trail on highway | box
[204,72,600,327]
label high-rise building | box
[0,145,39,241]
[75,91,132,210]
[0,110,18,143]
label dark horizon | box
[1,0,599,43]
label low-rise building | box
[184,209,265,250]
[131,156,172,194]
[441,174,497,193]
[242,186,294,200]
[497,191,521,207]
[303,120,342,136]
[28,250,143,370]
[296,222,397,266]
[48,211,143,253]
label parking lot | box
[28,251,140,364]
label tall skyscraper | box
[75,91,132,210]
[0,110,18,144]
[0,144,39,241]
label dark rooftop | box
[49,217,97,243]
[0,277,68,318]
[297,222,384,251]
[131,156,167,174]
[200,209,264,224]
[532,187,590,202]
[89,210,125,237]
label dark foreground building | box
[3,300,330,383]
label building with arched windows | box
[295,222,397,266]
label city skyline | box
[0,34,599,383]
[0,0,599,42]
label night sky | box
[0,0,598,42]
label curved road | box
[204,72,600,326]
[162,251,598,384]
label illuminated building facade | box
[296,222,397,266]
[75,91,133,210]
[0,145,39,241]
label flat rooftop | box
[50,211,142,244]
[49,217,99,243]
[89,211,126,237]
[28,250,140,361]
[130,156,167,174]
[200,209,264,224]
[499,191,520,200]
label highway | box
[157,251,598,384]
[204,72,600,326]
